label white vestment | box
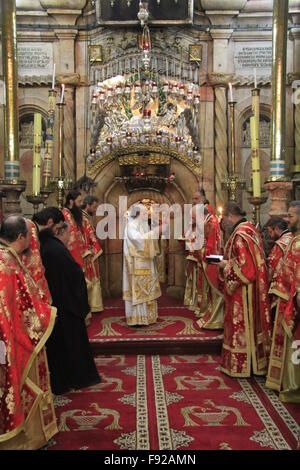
[123,216,161,326]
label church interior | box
[0,0,300,452]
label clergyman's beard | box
[70,205,83,227]
[289,223,298,234]
[225,220,234,235]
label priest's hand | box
[218,259,228,270]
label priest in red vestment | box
[0,215,57,450]
[63,190,100,316]
[267,202,300,402]
[218,202,271,378]
[264,217,292,392]
[81,195,103,312]
[192,189,215,216]
[196,208,224,329]
[21,219,52,304]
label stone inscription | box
[234,42,272,75]
[18,43,53,76]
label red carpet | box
[46,354,300,450]
[88,296,223,355]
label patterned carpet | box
[46,354,300,450]
[88,296,223,349]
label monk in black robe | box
[39,225,100,395]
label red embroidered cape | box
[281,232,300,337]
[196,213,224,329]
[62,208,88,270]
[267,232,293,284]
[21,220,52,304]
[221,221,271,377]
[0,245,56,442]
[81,210,103,277]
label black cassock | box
[39,231,100,395]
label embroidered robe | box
[197,213,224,329]
[267,231,300,401]
[81,210,103,312]
[123,219,161,326]
[220,221,271,377]
[0,245,57,450]
[21,220,52,304]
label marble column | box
[265,0,292,215]
[208,73,232,208]
[55,29,78,183]
[290,28,300,197]
[0,0,26,213]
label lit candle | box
[60,84,65,103]
[218,206,223,218]
[228,82,233,102]
[32,113,42,196]
[254,67,257,89]
[52,63,56,90]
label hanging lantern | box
[186,87,194,102]
[163,82,169,94]
[134,82,142,95]
[115,83,123,96]
[172,82,179,96]
[142,25,151,71]
[91,92,98,105]
[137,2,149,27]
[194,94,201,105]
[143,109,151,133]
[99,90,106,101]
[124,83,131,97]
[179,84,185,97]
[151,81,158,95]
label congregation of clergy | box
[0,188,299,450]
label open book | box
[206,255,223,264]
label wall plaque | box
[234,42,272,77]
[18,43,53,76]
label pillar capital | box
[210,29,234,40]
[207,72,233,87]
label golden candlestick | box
[269,0,288,181]
[52,102,72,209]
[0,0,26,213]
[222,100,246,201]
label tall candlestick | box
[254,67,257,89]
[250,115,261,197]
[52,63,56,90]
[60,84,65,103]
[32,113,42,195]
[43,89,56,188]
[57,102,65,180]
[228,82,233,102]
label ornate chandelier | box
[88,0,202,169]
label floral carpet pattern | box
[88,296,223,345]
[46,354,300,450]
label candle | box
[60,84,65,103]
[218,206,223,218]
[250,116,261,198]
[32,113,42,196]
[52,63,56,90]
[228,82,233,102]
[254,67,257,89]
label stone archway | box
[92,157,196,299]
